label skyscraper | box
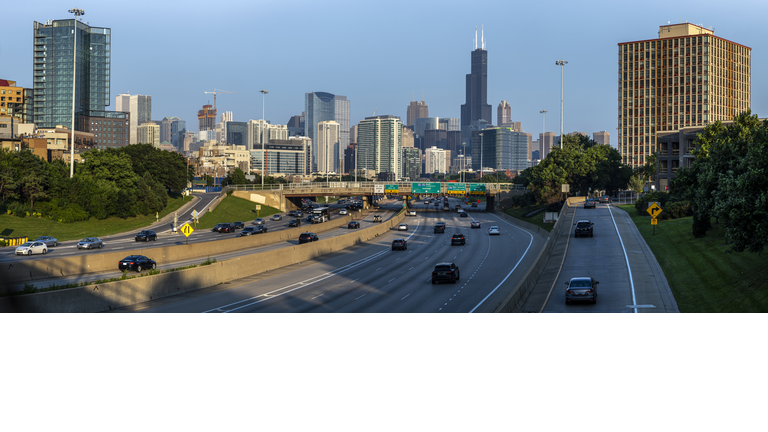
[317,121,341,174]
[116,94,152,144]
[461,27,492,145]
[406,96,429,127]
[593,131,610,145]
[198,104,216,131]
[497,100,511,127]
[305,92,350,172]
[471,128,529,174]
[357,115,402,179]
[618,23,751,169]
[33,19,112,130]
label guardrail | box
[226,182,524,194]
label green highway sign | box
[384,184,399,194]
[446,183,466,195]
[469,183,486,195]
[412,182,441,194]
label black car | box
[134,230,157,242]
[240,226,267,236]
[471,202,478,208]
[434,222,446,233]
[432,262,460,284]
[565,277,599,304]
[451,233,466,246]
[212,223,234,233]
[288,210,297,217]
[288,219,301,227]
[232,221,245,229]
[306,215,316,222]
[348,221,360,229]
[574,220,594,238]
[459,211,468,217]
[392,239,407,250]
[298,232,319,244]
[118,255,156,272]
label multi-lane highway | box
[111,197,548,313]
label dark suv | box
[451,233,466,246]
[434,222,446,233]
[391,239,407,250]
[298,232,319,244]
[574,220,594,238]
[432,262,460,284]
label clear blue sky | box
[4,0,767,144]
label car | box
[432,262,460,284]
[455,205,462,211]
[599,195,612,204]
[298,232,319,244]
[459,210,468,217]
[398,223,408,231]
[253,218,266,225]
[211,223,230,232]
[306,215,316,222]
[574,220,594,238]
[451,233,466,246]
[407,210,416,216]
[489,226,500,235]
[565,277,599,304]
[240,226,267,236]
[471,202,478,208]
[134,230,157,242]
[434,222,446,233]
[118,255,157,273]
[34,236,58,247]
[77,237,103,249]
[288,219,301,227]
[288,210,298,217]
[15,241,48,256]
[348,221,360,229]
[372,214,382,222]
[583,199,596,209]
[392,239,408,250]
[232,221,245,229]
[295,211,303,217]
[311,216,322,224]
[339,209,348,215]
[470,221,481,229]
[425,200,431,204]
[214,223,235,233]
[270,215,282,221]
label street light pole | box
[260,89,268,189]
[540,110,547,157]
[555,60,567,147]
[479,133,484,181]
[461,142,466,183]
[68,8,85,179]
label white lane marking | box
[311,294,324,300]
[409,267,414,270]
[388,278,396,282]
[401,293,411,300]
[608,205,638,313]
[355,294,366,300]
[376,267,382,271]
[628,304,656,308]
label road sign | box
[180,224,194,237]
[374,184,385,194]
[651,218,658,225]
[646,202,663,218]
[446,183,466,195]
[384,184,399,194]
[256,205,261,210]
[469,183,486,195]
[191,210,199,219]
[412,182,440,194]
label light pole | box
[540,110,547,157]
[260,89,268,189]
[479,132,484,181]
[555,60,567,147]
[68,8,84,178]
[461,142,466,183]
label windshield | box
[435,265,452,271]
[577,222,591,228]
[19,242,33,247]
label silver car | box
[253,218,266,225]
[271,214,282,221]
[16,241,48,256]
[34,236,58,247]
[565,277,599,305]
[77,237,103,250]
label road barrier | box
[1,237,28,247]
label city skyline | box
[4,0,768,145]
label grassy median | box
[503,207,554,232]
[615,205,768,313]
[195,195,279,229]
[0,194,189,242]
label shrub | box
[662,201,692,220]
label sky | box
[3,0,768,145]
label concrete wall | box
[0,211,406,313]
[493,197,581,313]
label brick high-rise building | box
[618,23,751,169]
[406,96,429,127]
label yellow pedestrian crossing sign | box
[646,202,662,218]
[180,224,194,237]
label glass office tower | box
[304,92,350,172]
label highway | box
[111,196,548,313]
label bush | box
[635,191,671,215]
[662,201,692,220]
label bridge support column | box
[486,194,495,212]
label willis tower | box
[460,26,492,146]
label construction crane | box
[203,89,237,112]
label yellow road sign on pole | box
[646,202,663,218]
[651,217,658,225]
[180,224,194,237]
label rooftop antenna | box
[412,92,414,101]
[482,25,485,50]
[474,25,477,50]
[421,90,424,102]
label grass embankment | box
[616,205,768,313]
[0,194,190,242]
[195,195,279,229]
[503,207,554,232]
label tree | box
[224,168,248,186]
[627,174,645,200]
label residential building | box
[198,104,216,131]
[471,127,529,174]
[349,124,358,143]
[183,131,197,152]
[401,147,421,181]
[287,114,304,137]
[357,115,403,179]
[425,146,451,175]
[247,119,288,150]
[251,137,312,176]
[461,28,492,144]
[406,97,429,127]
[116,94,151,144]
[0,79,33,124]
[218,111,233,143]
[522,132,533,160]
[498,101,511,127]
[401,125,415,148]
[593,131,610,145]
[305,92,350,171]
[317,120,341,173]
[618,22,751,169]
[137,122,160,147]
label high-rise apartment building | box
[251,137,312,176]
[402,147,421,181]
[116,94,152,144]
[226,122,248,147]
[316,120,341,173]
[497,101,511,127]
[618,23,751,168]
[406,97,429,127]
[344,144,358,176]
[357,115,403,179]
[0,79,33,124]
[305,92,350,172]
[425,146,451,175]
[593,131,610,145]
[137,122,160,147]
[198,104,217,131]
[461,28,492,145]
[247,119,288,151]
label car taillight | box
[586,289,593,293]
[566,289,574,294]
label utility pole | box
[68,8,85,178]
[555,60,568,147]
[540,110,547,157]
[260,89,268,189]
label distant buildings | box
[116,94,151,144]
[406,97,429,127]
[593,131,610,145]
[137,122,160,147]
[472,127,528,174]
[461,28,492,145]
[252,137,312,176]
[357,115,402,179]
[161,117,186,150]
[401,147,421,181]
[0,79,33,124]
[198,104,216,131]
[425,146,450,175]
[497,101,511,127]
[317,121,341,173]
[246,119,288,150]
[305,92,350,172]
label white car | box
[16,241,48,255]
[489,226,501,235]
[339,209,348,215]
[253,218,265,225]
[398,223,408,231]
[407,210,416,216]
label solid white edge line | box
[608,205,637,313]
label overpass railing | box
[226,182,525,194]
